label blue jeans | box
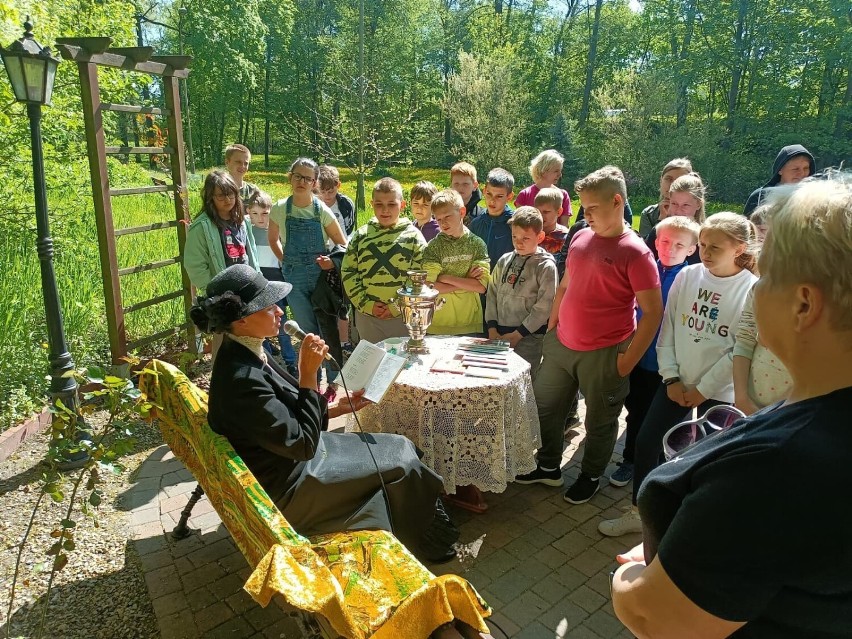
[260,266,296,366]
[283,263,338,383]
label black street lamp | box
[1,18,81,436]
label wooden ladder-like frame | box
[56,38,196,363]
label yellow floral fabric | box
[138,360,491,638]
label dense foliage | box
[0,0,850,425]
[178,0,851,196]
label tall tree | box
[183,0,266,165]
[579,0,604,125]
[445,49,532,177]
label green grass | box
[0,175,193,431]
[0,160,447,430]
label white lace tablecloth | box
[345,336,541,494]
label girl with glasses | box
[268,158,348,402]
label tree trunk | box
[243,96,252,146]
[726,0,750,133]
[264,36,272,169]
[216,111,226,166]
[356,0,366,213]
[834,56,852,140]
[818,59,832,118]
[675,0,697,127]
[118,112,130,164]
[237,115,244,146]
[579,0,603,126]
[539,3,575,132]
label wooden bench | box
[138,359,491,639]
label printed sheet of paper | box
[339,341,387,394]
[362,351,407,403]
[461,358,508,371]
[431,357,466,374]
[464,366,504,379]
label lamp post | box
[1,18,81,433]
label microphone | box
[283,320,333,361]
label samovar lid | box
[397,270,439,300]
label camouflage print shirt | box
[342,218,426,316]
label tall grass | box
[0,168,192,430]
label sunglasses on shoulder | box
[662,405,746,461]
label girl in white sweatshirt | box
[599,212,758,537]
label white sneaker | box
[598,505,642,537]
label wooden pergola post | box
[56,38,196,363]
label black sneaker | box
[564,473,600,504]
[515,465,564,487]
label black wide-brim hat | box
[205,264,292,317]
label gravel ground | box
[0,415,165,639]
[0,356,214,639]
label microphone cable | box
[293,330,512,637]
[327,352,396,538]
[284,318,397,538]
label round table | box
[345,336,541,500]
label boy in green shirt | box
[423,190,490,336]
[342,178,426,344]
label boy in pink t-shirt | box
[516,166,663,505]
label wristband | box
[663,377,680,386]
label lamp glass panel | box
[22,56,47,103]
[1,54,28,101]
[43,58,57,105]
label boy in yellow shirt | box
[423,190,490,335]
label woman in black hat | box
[189,264,459,565]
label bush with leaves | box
[445,49,532,181]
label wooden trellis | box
[56,37,196,364]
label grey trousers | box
[353,310,409,345]
[533,330,631,476]
[513,333,544,380]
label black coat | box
[207,336,447,550]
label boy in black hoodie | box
[743,144,815,217]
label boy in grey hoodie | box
[743,144,815,217]
[485,207,558,377]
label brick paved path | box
[128,412,639,638]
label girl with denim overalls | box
[268,158,348,400]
